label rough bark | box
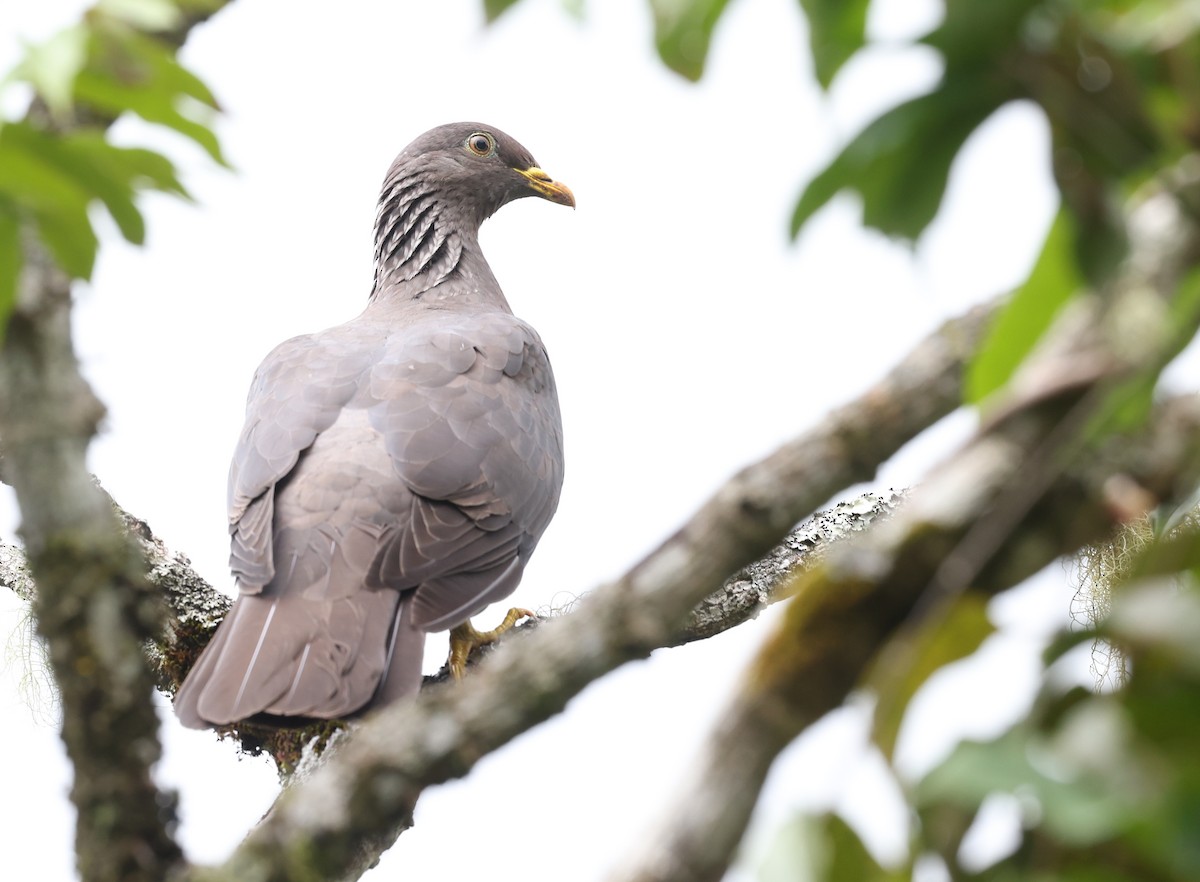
[0,234,186,882]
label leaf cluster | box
[0,0,225,328]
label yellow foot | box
[447,607,534,680]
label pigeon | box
[174,123,571,727]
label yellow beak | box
[517,166,576,208]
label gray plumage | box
[174,123,571,728]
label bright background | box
[0,0,1106,879]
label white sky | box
[0,0,1125,879]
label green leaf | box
[114,27,220,109]
[95,0,184,31]
[482,0,522,22]
[649,0,732,81]
[0,122,188,280]
[759,813,823,882]
[7,125,145,243]
[922,0,1043,67]
[0,124,187,251]
[797,0,868,89]
[870,594,994,760]
[821,815,902,881]
[967,209,1083,404]
[1084,265,1200,437]
[74,71,225,165]
[74,25,226,165]
[759,813,906,881]
[31,199,98,279]
[1095,0,1200,50]
[11,25,89,119]
[791,79,1015,240]
[52,136,191,238]
[0,125,98,279]
[0,210,20,333]
[918,712,1142,846]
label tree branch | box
[672,490,904,646]
[1,237,187,882]
[605,167,1200,882]
[3,486,905,768]
[612,391,1200,882]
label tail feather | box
[174,588,404,728]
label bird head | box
[392,122,575,224]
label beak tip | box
[519,166,575,209]
[543,182,575,209]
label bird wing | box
[226,323,383,591]
[366,309,564,629]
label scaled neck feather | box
[370,171,471,302]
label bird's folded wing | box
[226,326,381,590]
[369,311,563,527]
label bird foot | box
[447,607,534,680]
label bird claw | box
[447,607,535,680]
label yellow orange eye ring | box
[466,132,496,157]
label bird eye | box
[466,132,496,157]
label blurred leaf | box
[110,27,219,108]
[1042,628,1096,667]
[791,78,1016,240]
[100,143,190,198]
[74,24,226,164]
[482,0,522,21]
[759,813,823,882]
[94,0,184,31]
[759,812,906,882]
[11,25,89,119]
[821,815,904,881]
[1093,0,1200,51]
[967,209,1083,404]
[1108,582,1200,673]
[0,124,98,279]
[797,0,868,89]
[1121,518,1200,583]
[0,2,224,286]
[4,10,226,167]
[1085,265,1200,437]
[1157,266,1200,375]
[5,124,144,243]
[649,0,732,81]
[922,0,1042,67]
[0,210,20,331]
[53,134,192,238]
[919,710,1144,846]
[31,199,98,280]
[1,124,189,249]
[0,118,191,280]
[561,0,586,21]
[1023,24,1163,182]
[870,594,994,759]
[74,76,224,165]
